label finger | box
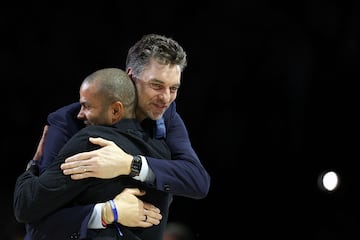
[88,137,115,147]
[143,214,160,225]
[68,165,94,179]
[61,160,84,170]
[64,152,92,163]
[137,221,154,228]
[62,163,91,174]
[63,166,92,175]
[144,208,162,221]
[61,162,76,170]
[70,172,92,180]
[143,203,160,213]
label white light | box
[321,171,339,192]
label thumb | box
[123,188,146,197]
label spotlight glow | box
[321,171,339,191]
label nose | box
[77,107,85,120]
[159,89,171,103]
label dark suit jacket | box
[19,101,210,239]
[41,102,210,197]
[15,119,172,240]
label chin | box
[150,113,163,120]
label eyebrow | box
[150,79,181,87]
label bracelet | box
[109,200,118,222]
[101,218,108,227]
[109,200,123,236]
[101,203,108,227]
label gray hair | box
[126,33,187,78]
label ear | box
[127,69,136,83]
[110,101,124,123]
[126,68,132,76]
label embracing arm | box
[38,102,83,173]
[13,163,80,223]
[15,126,110,223]
[146,102,211,199]
[24,188,161,240]
[25,204,95,240]
[60,102,211,199]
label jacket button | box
[164,184,171,191]
[70,232,79,239]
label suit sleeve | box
[17,103,95,238]
[27,103,95,238]
[145,102,211,199]
[13,133,93,224]
[25,205,94,240]
[38,102,83,174]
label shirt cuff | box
[87,203,106,229]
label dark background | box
[2,1,360,239]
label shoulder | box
[47,102,83,132]
[48,102,81,120]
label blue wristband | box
[109,200,118,222]
[109,200,123,236]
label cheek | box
[137,85,148,95]
[170,93,177,101]
[86,110,98,120]
[140,88,156,100]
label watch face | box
[130,155,142,177]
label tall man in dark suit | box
[14,68,172,240]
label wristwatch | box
[130,155,142,177]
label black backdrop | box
[3,1,360,239]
